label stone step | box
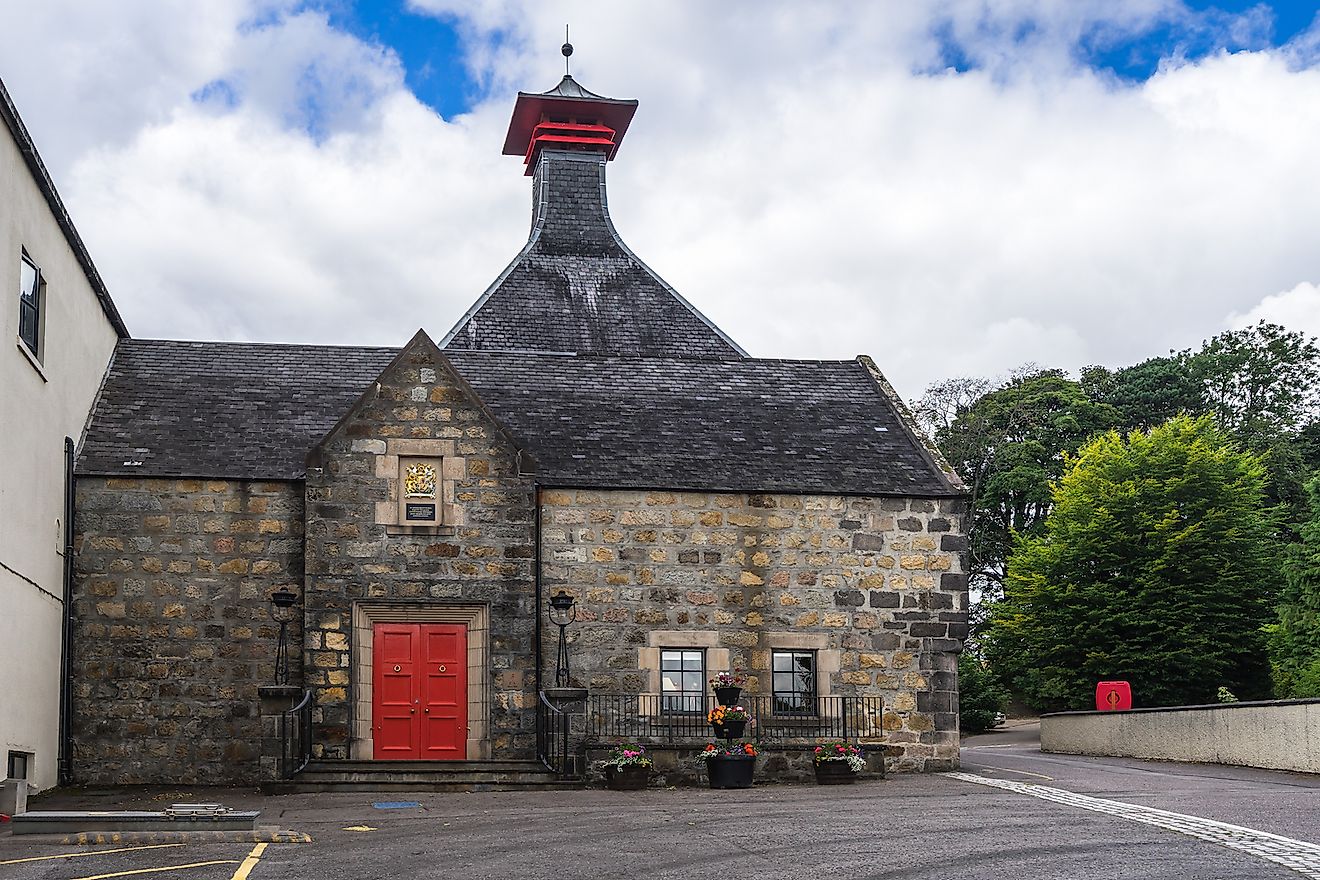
[263,758,583,793]
[266,779,581,794]
[303,759,547,773]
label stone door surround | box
[352,602,490,760]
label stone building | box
[70,71,968,787]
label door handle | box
[424,708,430,714]
[410,708,416,714]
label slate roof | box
[78,339,962,497]
[441,151,745,360]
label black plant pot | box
[605,765,650,791]
[706,756,755,789]
[712,719,747,739]
[714,686,742,707]
[814,761,858,785]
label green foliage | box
[983,416,1278,711]
[1081,357,1205,432]
[1184,321,1320,448]
[923,370,1119,603]
[1272,477,1320,696]
[1273,658,1320,699]
[958,653,1009,734]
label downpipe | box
[57,436,75,786]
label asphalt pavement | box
[1,725,1317,880]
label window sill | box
[15,339,47,382]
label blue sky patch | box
[926,1,1316,81]
[321,0,478,118]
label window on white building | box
[18,252,43,357]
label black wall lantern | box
[268,586,298,685]
[548,590,577,688]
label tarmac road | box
[961,720,1320,844]
[2,727,1317,880]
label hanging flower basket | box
[714,686,743,707]
[709,670,747,708]
[707,704,750,740]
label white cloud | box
[6,0,1320,400]
[1228,282,1320,337]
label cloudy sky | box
[3,1,1320,399]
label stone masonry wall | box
[540,490,967,772]
[71,477,303,784]
[303,340,537,760]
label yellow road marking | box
[342,825,376,832]
[229,842,267,880]
[973,763,1054,781]
[0,843,186,865]
[69,860,240,880]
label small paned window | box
[660,649,704,714]
[6,750,30,781]
[18,253,42,357]
[772,650,816,714]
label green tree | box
[1185,321,1320,448]
[983,415,1278,711]
[1081,356,1205,432]
[958,653,1010,734]
[924,370,1119,604]
[1273,476,1320,697]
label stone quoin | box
[69,66,969,786]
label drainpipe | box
[533,484,543,697]
[57,436,75,786]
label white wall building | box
[1,77,126,793]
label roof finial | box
[562,25,573,76]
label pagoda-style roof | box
[501,75,639,160]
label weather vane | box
[562,25,573,76]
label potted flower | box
[599,743,653,791]
[709,669,747,706]
[707,704,750,739]
[696,741,758,789]
[812,741,866,784]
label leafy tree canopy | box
[922,370,1119,601]
[983,415,1277,711]
[1183,321,1320,448]
[1081,356,1205,432]
[1273,476,1320,697]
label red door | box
[373,623,467,760]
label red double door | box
[373,623,467,760]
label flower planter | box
[813,761,858,785]
[705,756,755,789]
[712,720,747,739]
[605,765,650,791]
[714,686,742,707]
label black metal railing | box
[537,691,579,779]
[279,689,314,779]
[586,694,884,745]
